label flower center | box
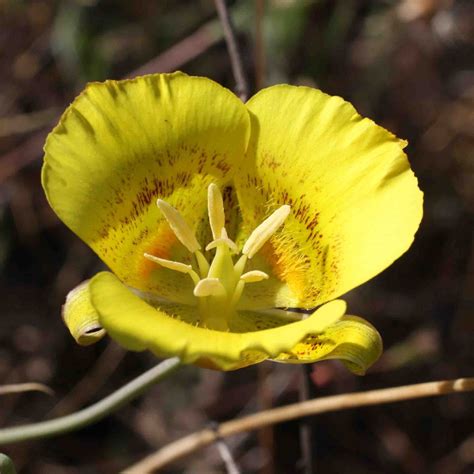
[144,184,290,331]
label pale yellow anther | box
[242,205,291,258]
[240,270,269,283]
[144,253,192,274]
[193,278,226,297]
[157,199,201,253]
[207,183,225,239]
[144,253,200,284]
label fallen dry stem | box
[214,0,249,101]
[0,383,54,397]
[125,377,474,473]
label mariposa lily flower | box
[42,72,422,372]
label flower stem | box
[0,357,181,446]
[0,454,17,474]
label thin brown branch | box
[49,342,126,417]
[257,363,275,474]
[0,17,224,184]
[216,440,240,474]
[124,377,474,473]
[255,0,266,91]
[299,364,316,474]
[212,428,241,474]
[127,22,222,78]
[0,130,49,183]
[0,108,59,138]
[214,0,249,101]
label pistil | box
[144,184,290,330]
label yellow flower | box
[42,72,422,372]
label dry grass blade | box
[0,108,59,138]
[124,377,474,473]
[0,383,54,397]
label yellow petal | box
[274,316,383,375]
[89,272,348,371]
[42,73,250,304]
[62,279,106,346]
[236,85,423,308]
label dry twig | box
[0,108,59,138]
[214,0,249,101]
[0,14,227,184]
[124,377,474,473]
[299,364,317,474]
[0,383,54,397]
[127,22,222,78]
[49,342,126,417]
[254,0,266,91]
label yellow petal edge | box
[274,316,382,375]
[89,272,382,373]
[42,72,250,304]
[237,84,423,308]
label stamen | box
[230,280,245,307]
[194,249,210,277]
[230,270,269,307]
[194,278,226,297]
[240,270,269,283]
[233,254,248,278]
[157,199,201,253]
[144,253,200,284]
[144,253,192,273]
[205,229,238,253]
[207,183,225,239]
[149,186,289,329]
[242,205,291,258]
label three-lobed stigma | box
[144,184,290,330]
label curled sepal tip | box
[62,280,106,346]
[274,315,383,375]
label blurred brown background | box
[0,0,473,473]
